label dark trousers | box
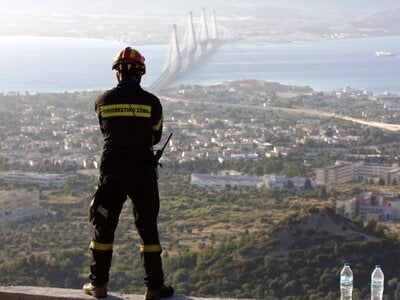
[89,156,164,288]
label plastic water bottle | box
[371,265,384,300]
[340,262,353,300]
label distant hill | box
[359,6,400,30]
[1,0,399,17]
[277,0,399,10]
[164,207,400,298]
[1,0,399,42]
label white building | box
[0,171,67,188]
[264,175,287,189]
[191,173,262,189]
[264,175,311,190]
[191,172,313,190]
[336,198,357,219]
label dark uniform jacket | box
[95,78,163,160]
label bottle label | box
[372,282,383,289]
[340,279,353,286]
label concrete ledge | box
[0,286,237,300]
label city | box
[1,79,400,224]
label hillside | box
[267,206,380,255]
[359,6,400,31]
[1,202,399,299]
[163,207,400,299]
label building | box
[0,171,67,188]
[336,191,400,221]
[316,161,354,184]
[191,173,262,189]
[191,172,313,190]
[355,162,397,182]
[386,167,400,186]
[0,189,46,222]
[264,175,287,189]
[358,204,394,221]
[336,197,358,219]
[387,198,400,219]
[317,161,400,185]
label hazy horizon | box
[1,0,399,46]
[1,0,399,15]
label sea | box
[0,35,399,94]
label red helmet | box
[112,47,146,75]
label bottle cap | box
[375,264,381,268]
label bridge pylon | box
[199,7,210,55]
[149,9,222,92]
[210,10,219,41]
[163,24,181,74]
[182,11,198,67]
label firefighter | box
[83,47,174,300]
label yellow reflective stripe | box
[90,241,113,251]
[152,115,163,131]
[97,205,108,218]
[140,244,162,253]
[100,104,151,118]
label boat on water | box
[375,51,396,57]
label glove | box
[89,184,109,231]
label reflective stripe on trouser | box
[140,244,162,253]
[90,241,113,251]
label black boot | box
[82,282,108,298]
[144,285,174,300]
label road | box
[161,95,400,132]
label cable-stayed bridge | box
[149,9,224,92]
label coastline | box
[0,35,399,95]
[2,32,400,47]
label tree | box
[304,178,313,190]
[0,155,9,170]
[284,162,301,177]
[365,217,378,232]
[325,127,334,138]
[374,223,385,236]
[286,180,294,189]
[355,215,364,227]
[63,174,96,194]
[318,186,329,200]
